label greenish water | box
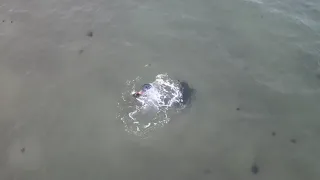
[0,0,320,179]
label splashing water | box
[117,73,186,137]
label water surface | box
[0,0,320,179]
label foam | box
[117,73,185,137]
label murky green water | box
[0,0,320,179]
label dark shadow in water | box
[179,81,196,107]
[251,163,259,175]
[290,139,297,144]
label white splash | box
[117,73,185,137]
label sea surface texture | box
[0,0,320,179]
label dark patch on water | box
[2,20,5,22]
[87,31,93,37]
[179,81,195,106]
[272,131,276,136]
[316,74,320,80]
[11,21,13,23]
[251,163,259,174]
[290,139,297,144]
[236,107,240,111]
[203,169,211,174]
[79,49,84,54]
[21,147,25,153]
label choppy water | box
[117,73,192,137]
[0,0,320,179]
